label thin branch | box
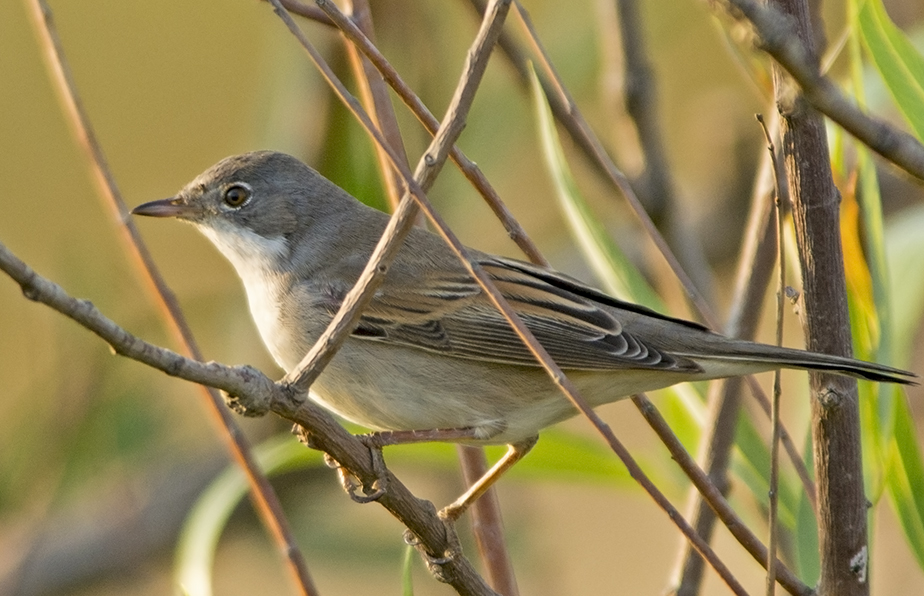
[510,0,716,327]
[457,445,520,596]
[631,395,812,596]
[732,113,817,520]
[23,1,318,593]
[301,0,549,266]
[608,0,716,302]
[672,111,815,596]
[758,112,786,596]
[707,0,924,181]
[266,4,524,592]
[271,3,749,591]
[341,0,410,212]
[265,0,511,394]
[275,0,546,265]
[279,0,332,25]
[0,239,498,596]
[464,1,811,493]
[602,404,753,596]
[338,1,517,589]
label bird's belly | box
[302,339,564,443]
[299,338,698,444]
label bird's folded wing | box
[352,255,702,373]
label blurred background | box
[2,0,923,594]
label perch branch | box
[271,2,749,592]
[23,1,317,593]
[0,239,498,596]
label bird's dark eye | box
[222,184,251,208]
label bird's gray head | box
[132,151,352,272]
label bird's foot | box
[403,527,460,569]
[293,423,388,503]
[324,437,388,504]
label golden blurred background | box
[2,0,923,594]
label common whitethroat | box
[132,151,916,520]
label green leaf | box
[732,411,803,532]
[857,0,924,140]
[792,430,819,585]
[528,62,706,466]
[527,63,662,310]
[402,544,415,596]
[174,435,324,596]
[887,400,924,569]
[886,205,924,357]
[881,204,924,571]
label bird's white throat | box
[196,220,291,368]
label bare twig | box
[338,1,517,587]
[631,395,811,596]
[274,0,546,265]
[671,112,815,596]
[511,0,717,325]
[607,0,716,302]
[272,2,751,591]
[266,0,511,395]
[266,3,526,592]
[23,2,318,594]
[279,0,332,25]
[706,0,924,181]
[457,445,520,596]
[305,0,548,266]
[0,239,498,596]
[341,0,410,212]
[330,0,517,596]
[673,113,796,596]
[757,113,785,596]
[603,405,752,596]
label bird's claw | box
[322,439,389,504]
[403,529,457,566]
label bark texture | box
[771,0,870,593]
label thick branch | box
[769,0,869,593]
[0,239,498,596]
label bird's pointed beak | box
[131,197,199,219]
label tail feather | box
[690,340,918,386]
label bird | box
[132,150,916,519]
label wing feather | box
[351,255,701,373]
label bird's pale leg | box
[315,427,538,521]
[439,436,539,522]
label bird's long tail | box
[689,339,917,385]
